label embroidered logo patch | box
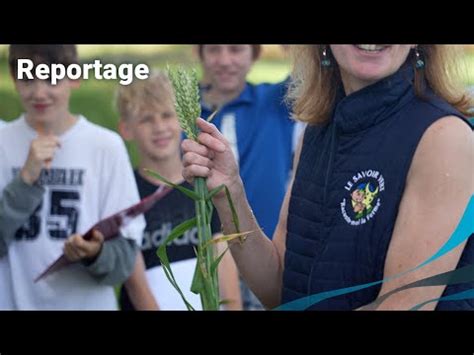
[340,169,385,226]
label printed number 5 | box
[47,190,80,239]
[15,190,80,240]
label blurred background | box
[1,44,473,165]
[0,45,293,165]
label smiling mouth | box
[217,72,235,78]
[33,104,50,110]
[354,44,389,52]
[153,138,172,146]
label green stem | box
[195,177,219,310]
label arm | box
[366,116,473,310]
[182,118,303,309]
[64,230,140,286]
[0,134,59,255]
[0,176,44,255]
[123,252,160,310]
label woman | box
[182,45,474,310]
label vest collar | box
[333,63,415,134]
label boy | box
[117,71,242,310]
[0,45,144,310]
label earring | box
[321,46,331,67]
[414,47,425,69]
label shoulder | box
[253,81,288,101]
[418,116,472,158]
[409,115,473,186]
[0,116,26,143]
[79,117,125,150]
[252,82,293,123]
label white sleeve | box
[292,121,307,154]
[98,136,145,246]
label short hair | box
[8,45,78,78]
[197,45,261,60]
[116,70,176,121]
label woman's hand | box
[182,118,242,199]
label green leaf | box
[210,246,229,277]
[206,200,214,223]
[207,184,225,200]
[225,185,241,233]
[204,231,254,248]
[156,217,197,311]
[158,218,197,259]
[190,256,206,295]
[160,261,195,310]
[145,168,199,200]
[157,251,195,311]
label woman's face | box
[330,45,415,95]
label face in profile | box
[200,45,255,96]
[329,45,415,93]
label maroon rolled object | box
[34,185,172,282]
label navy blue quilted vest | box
[282,64,474,310]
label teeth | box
[356,44,386,51]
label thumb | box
[91,229,105,243]
[36,123,53,138]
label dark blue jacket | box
[282,64,474,310]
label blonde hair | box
[116,70,175,121]
[287,45,473,125]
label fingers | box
[196,118,226,153]
[38,134,61,145]
[36,124,62,143]
[40,146,57,170]
[182,146,215,182]
[181,131,224,156]
[44,159,52,170]
[196,118,225,140]
[182,151,213,170]
[63,231,104,262]
[21,135,62,185]
[182,164,211,182]
[35,135,61,150]
[197,132,226,153]
[31,136,61,168]
[91,229,105,244]
[180,118,236,186]
[181,138,212,157]
[181,119,227,155]
[63,234,85,262]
